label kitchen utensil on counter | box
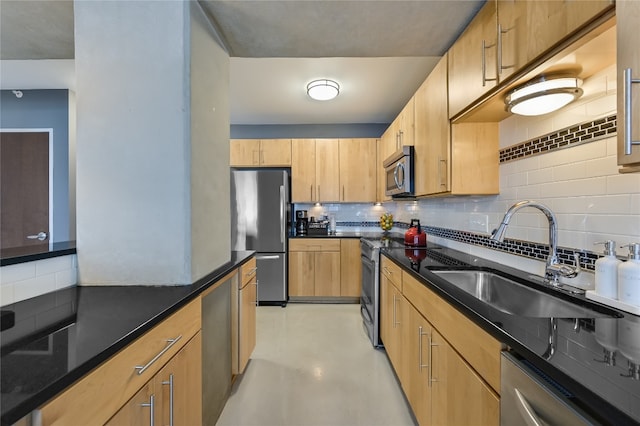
[404,219,427,247]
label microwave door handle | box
[394,162,404,190]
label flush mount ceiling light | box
[307,79,340,101]
[505,75,583,116]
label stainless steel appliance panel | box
[360,239,382,347]
[256,253,287,303]
[501,352,598,426]
[231,169,289,304]
[231,170,288,253]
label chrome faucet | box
[490,200,580,283]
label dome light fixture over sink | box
[307,79,340,101]
[505,75,583,116]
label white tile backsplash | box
[0,254,77,307]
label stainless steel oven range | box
[360,238,384,347]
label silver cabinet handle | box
[162,374,174,426]
[310,184,313,201]
[27,231,48,241]
[623,68,640,155]
[140,394,155,426]
[481,39,497,87]
[428,334,438,387]
[438,157,447,188]
[246,267,258,278]
[135,336,182,375]
[497,23,513,74]
[254,279,259,307]
[392,293,397,329]
[418,326,428,371]
[514,389,548,426]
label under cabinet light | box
[505,75,583,116]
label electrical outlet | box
[469,214,489,233]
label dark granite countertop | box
[1,241,77,266]
[289,231,386,239]
[378,241,640,425]
[0,250,254,426]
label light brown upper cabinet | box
[449,0,613,120]
[291,139,340,202]
[292,138,377,202]
[448,1,498,119]
[339,138,377,202]
[230,139,292,167]
[498,0,613,82]
[617,0,640,172]
[414,55,450,196]
[414,54,499,197]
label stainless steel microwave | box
[383,146,414,197]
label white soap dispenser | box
[594,240,622,299]
[618,243,640,307]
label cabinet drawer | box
[381,256,402,291]
[402,271,502,394]
[289,238,341,252]
[239,256,257,288]
[38,298,201,426]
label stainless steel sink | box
[431,270,617,318]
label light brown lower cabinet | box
[288,238,341,298]
[380,258,501,426]
[106,332,203,426]
[239,267,257,372]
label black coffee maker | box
[295,210,309,236]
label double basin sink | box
[430,269,620,318]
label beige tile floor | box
[216,303,416,426]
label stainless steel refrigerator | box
[231,169,289,305]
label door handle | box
[161,374,174,426]
[27,231,48,241]
[623,68,640,155]
[514,389,548,426]
[140,394,155,426]
[481,39,497,87]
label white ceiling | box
[0,0,486,126]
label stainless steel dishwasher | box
[501,352,600,425]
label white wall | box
[189,2,231,281]
[75,1,192,285]
[1,255,77,306]
[307,65,640,284]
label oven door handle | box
[360,304,373,324]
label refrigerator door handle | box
[279,185,285,244]
[256,255,281,260]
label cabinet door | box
[617,0,640,169]
[340,239,361,297]
[339,138,377,202]
[402,305,432,426]
[398,97,415,147]
[239,277,257,372]
[431,329,499,426]
[381,277,403,376]
[315,139,340,202]
[291,139,316,202]
[450,122,499,195]
[230,139,260,166]
[106,382,155,426]
[414,54,450,196]
[289,251,315,296]
[314,251,341,297]
[448,1,498,118]
[155,332,203,426]
[377,132,394,202]
[260,139,292,166]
